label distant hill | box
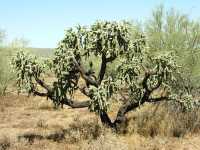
[27,47,54,57]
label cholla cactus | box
[11,21,196,128]
[89,77,117,114]
[11,50,44,95]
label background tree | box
[0,30,13,95]
[12,21,195,129]
[10,38,29,50]
[145,5,200,94]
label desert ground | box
[0,91,200,150]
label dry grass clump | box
[18,130,66,144]
[37,100,54,110]
[7,139,77,150]
[0,93,54,111]
[67,115,129,150]
[127,102,200,137]
[28,97,55,110]
[18,132,44,144]
[16,115,104,146]
[36,119,48,129]
[64,116,104,144]
[80,133,128,150]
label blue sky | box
[0,0,199,48]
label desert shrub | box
[80,133,128,150]
[64,116,103,143]
[0,31,12,95]
[146,5,200,92]
[0,48,14,96]
[127,102,200,137]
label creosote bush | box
[11,20,198,130]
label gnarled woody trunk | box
[99,90,150,129]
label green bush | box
[145,5,200,92]
[0,47,14,95]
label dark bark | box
[61,97,90,108]
[100,111,115,128]
[106,55,117,62]
[98,54,107,84]
[114,90,150,126]
[73,58,98,87]
[147,96,169,102]
[97,54,117,84]
[78,86,91,97]
[96,90,151,129]
[34,76,52,92]
[142,72,151,92]
[32,90,48,97]
[111,72,165,128]
[114,100,142,124]
[33,90,90,108]
[97,71,155,128]
[97,97,147,129]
